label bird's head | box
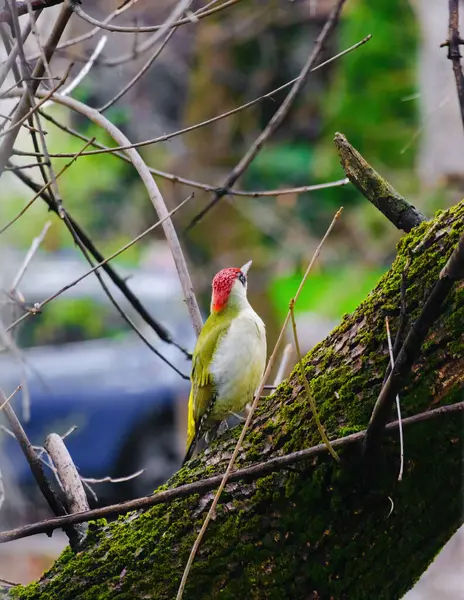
[211,260,252,313]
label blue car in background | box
[0,248,195,518]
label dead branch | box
[334,132,427,232]
[44,433,89,549]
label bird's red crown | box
[211,268,241,313]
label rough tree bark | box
[2,201,464,600]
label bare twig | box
[98,0,190,111]
[61,212,190,379]
[0,11,37,89]
[289,301,340,462]
[186,0,348,231]
[1,137,95,234]
[446,0,464,130]
[10,221,51,290]
[42,35,108,109]
[0,401,462,544]
[5,193,195,336]
[176,207,343,600]
[28,91,203,336]
[0,392,81,546]
[0,0,63,23]
[0,385,21,412]
[334,132,427,232]
[385,317,404,481]
[8,166,192,359]
[19,35,371,159]
[18,0,139,61]
[72,0,242,34]
[0,0,73,175]
[364,231,464,453]
[98,28,176,112]
[272,343,293,387]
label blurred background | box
[0,0,462,594]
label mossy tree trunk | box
[5,202,464,600]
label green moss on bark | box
[6,203,464,600]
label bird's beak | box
[240,260,252,275]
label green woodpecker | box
[183,260,266,464]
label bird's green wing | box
[189,313,231,430]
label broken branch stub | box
[334,132,427,232]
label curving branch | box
[72,0,242,34]
[21,90,204,336]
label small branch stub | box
[334,132,427,232]
[45,433,89,548]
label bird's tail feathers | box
[182,437,196,466]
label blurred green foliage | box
[312,0,419,207]
[17,298,125,348]
[269,264,387,321]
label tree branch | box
[0,0,63,23]
[446,0,464,130]
[7,167,192,358]
[334,132,427,232]
[364,230,464,452]
[0,401,462,545]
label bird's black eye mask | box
[238,272,246,286]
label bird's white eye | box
[238,272,246,286]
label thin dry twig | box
[72,0,242,34]
[8,166,192,359]
[0,0,63,23]
[0,0,74,175]
[186,0,348,230]
[10,221,51,291]
[27,91,203,336]
[1,137,96,234]
[289,301,340,462]
[0,400,462,544]
[42,35,108,109]
[18,0,139,61]
[99,0,190,111]
[98,28,176,112]
[272,343,293,387]
[16,34,371,160]
[175,207,343,600]
[385,317,404,481]
[445,0,464,130]
[5,193,195,335]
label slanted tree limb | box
[3,200,463,600]
[334,132,427,231]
